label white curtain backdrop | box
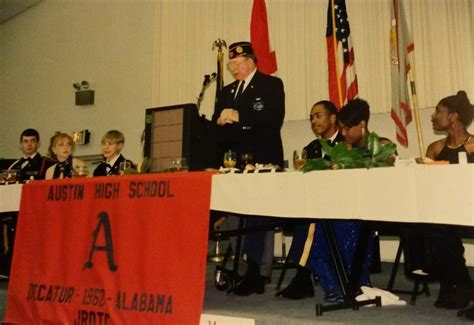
[152,0,474,121]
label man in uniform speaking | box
[212,41,285,295]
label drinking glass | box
[171,158,188,172]
[293,149,308,170]
[3,169,19,183]
[223,151,237,169]
[240,153,254,170]
[119,161,132,175]
[73,165,89,177]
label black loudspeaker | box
[144,103,216,171]
[75,90,95,106]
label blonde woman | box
[45,133,86,179]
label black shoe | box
[443,284,472,310]
[275,271,314,300]
[434,282,453,308]
[457,304,474,320]
[233,275,265,296]
[436,283,472,309]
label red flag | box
[326,0,358,109]
[390,0,413,146]
[250,0,277,74]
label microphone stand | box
[197,73,216,112]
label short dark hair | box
[20,128,40,142]
[313,100,337,118]
[338,98,370,127]
[439,90,474,127]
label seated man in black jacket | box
[8,128,50,181]
[275,100,343,299]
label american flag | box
[390,0,413,147]
[326,0,358,109]
[251,0,277,75]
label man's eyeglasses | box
[226,59,248,70]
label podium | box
[144,103,216,171]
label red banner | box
[4,172,213,324]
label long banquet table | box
[0,183,22,213]
[211,164,474,226]
[4,164,473,224]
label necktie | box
[235,80,245,100]
[106,164,114,175]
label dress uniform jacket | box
[8,153,50,181]
[93,154,133,176]
[212,70,285,168]
[45,157,86,179]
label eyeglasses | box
[226,59,248,70]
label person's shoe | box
[434,282,453,308]
[275,278,314,300]
[442,284,472,310]
[457,304,474,320]
[324,291,344,303]
[233,275,265,296]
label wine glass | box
[223,151,237,169]
[119,161,131,175]
[293,149,307,170]
[240,153,254,170]
[73,165,89,177]
[3,169,19,183]
[171,158,188,172]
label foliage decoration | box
[301,132,397,172]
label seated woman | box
[426,90,474,163]
[307,98,392,303]
[423,91,473,310]
[45,133,86,179]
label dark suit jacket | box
[212,70,285,167]
[93,154,133,176]
[9,153,52,181]
[304,131,345,160]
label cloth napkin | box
[356,286,407,306]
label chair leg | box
[275,257,291,290]
[410,280,420,305]
[387,239,403,291]
[422,281,430,297]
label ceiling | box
[0,0,41,24]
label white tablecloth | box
[0,183,22,213]
[211,164,474,226]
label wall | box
[0,0,156,161]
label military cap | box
[228,41,255,59]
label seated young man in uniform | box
[275,100,343,299]
[8,128,52,181]
[93,130,135,176]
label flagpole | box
[330,0,343,107]
[408,73,425,158]
[213,38,226,104]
